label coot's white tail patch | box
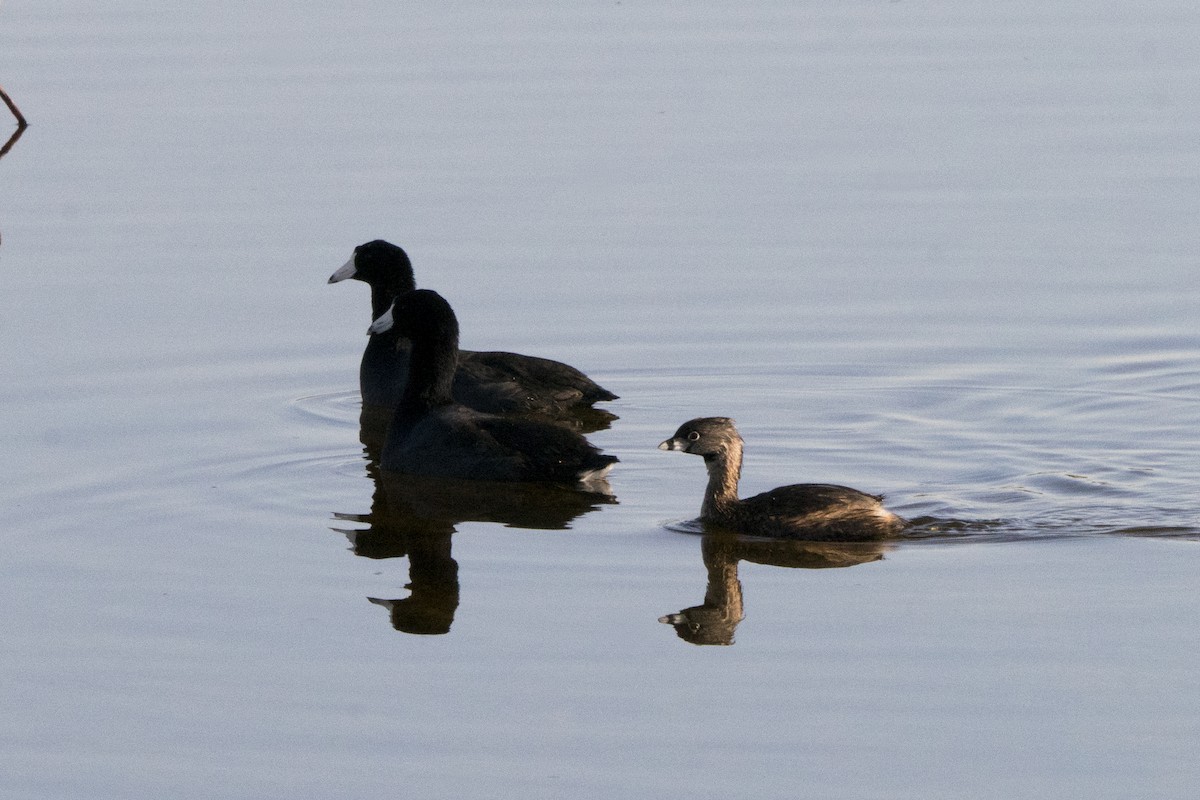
[577,462,616,485]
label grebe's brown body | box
[659,417,905,541]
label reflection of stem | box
[0,85,27,128]
[0,123,25,160]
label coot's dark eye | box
[687,431,700,441]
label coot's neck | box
[397,319,458,417]
[370,272,417,323]
[369,283,394,323]
[366,287,399,356]
[701,438,743,517]
[368,274,415,350]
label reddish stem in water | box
[0,85,28,128]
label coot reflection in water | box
[660,533,889,646]
[333,460,615,635]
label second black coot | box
[371,289,618,485]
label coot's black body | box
[375,289,617,485]
[329,240,617,422]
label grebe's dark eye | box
[687,430,700,441]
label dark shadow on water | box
[332,457,615,635]
[1108,525,1200,539]
[896,516,1022,542]
[660,530,889,646]
[660,512,1199,645]
[899,516,1200,544]
[663,515,1010,542]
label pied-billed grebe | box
[659,417,905,541]
[329,239,618,419]
[370,289,618,485]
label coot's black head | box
[369,289,460,348]
[328,239,416,292]
[658,417,742,456]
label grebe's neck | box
[701,437,742,517]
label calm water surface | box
[2,2,1199,798]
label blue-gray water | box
[2,2,1198,798]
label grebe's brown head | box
[658,417,742,457]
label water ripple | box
[289,390,361,428]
